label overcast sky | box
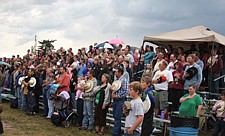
[0,0,225,58]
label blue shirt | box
[183,63,202,90]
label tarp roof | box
[143,25,225,47]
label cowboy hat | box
[216,101,225,116]
[18,76,25,85]
[29,77,36,88]
[111,80,122,93]
[143,95,151,113]
[84,80,94,93]
[207,55,218,68]
[123,101,131,116]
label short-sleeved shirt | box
[57,73,70,93]
[179,94,203,117]
[125,98,144,133]
[153,69,173,91]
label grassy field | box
[1,102,111,136]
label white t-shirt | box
[125,98,144,133]
[153,69,173,90]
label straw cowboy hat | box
[207,55,218,68]
[216,101,225,116]
[111,80,122,93]
[123,101,131,116]
[84,80,94,93]
[28,77,36,88]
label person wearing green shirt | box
[179,84,203,117]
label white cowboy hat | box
[29,77,36,88]
[111,80,122,93]
[143,95,151,113]
[18,76,25,85]
[84,80,94,93]
[216,101,225,116]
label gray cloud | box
[0,0,225,57]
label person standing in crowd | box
[133,49,140,81]
[79,70,97,131]
[183,54,202,94]
[166,54,178,73]
[193,51,204,71]
[124,48,134,69]
[169,61,184,111]
[207,48,223,96]
[26,68,37,115]
[177,47,184,60]
[77,58,87,77]
[179,85,203,117]
[140,77,155,136]
[111,66,129,136]
[124,82,144,136]
[152,60,173,117]
[56,67,70,93]
[15,66,23,109]
[153,52,165,74]
[46,74,55,119]
[94,74,111,135]
[212,90,225,136]
[144,45,155,66]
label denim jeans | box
[82,100,94,129]
[124,130,140,136]
[213,117,225,136]
[15,87,22,109]
[47,99,54,118]
[112,99,125,136]
[21,89,27,111]
[42,89,49,116]
[70,92,77,109]
[28,91,36,112]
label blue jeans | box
[15,87,22,108]
[47,99,54,118]
[21,89,27,111]
[124,130,140,136]
[112,99,125,136]
[70,92,77,109]
[42,89,49,116]
[82,100,94,129]
[213,117,225,136]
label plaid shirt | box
[115,75,129,99]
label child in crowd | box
[0,104,3,135]
[124,82,144,136]
[75,77,85,100]
[212,90,225,136]
[46,74,56,119]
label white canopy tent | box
[143,25,225,50]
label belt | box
[156,90,167,92]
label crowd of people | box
[0,42,225,136]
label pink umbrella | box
[108,37,125,44]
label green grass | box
[1,102,111,136]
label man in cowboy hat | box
[111,66,129,136]
[79,70,97,131]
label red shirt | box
[57,73,70,93]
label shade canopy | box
[143,25,225,49]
